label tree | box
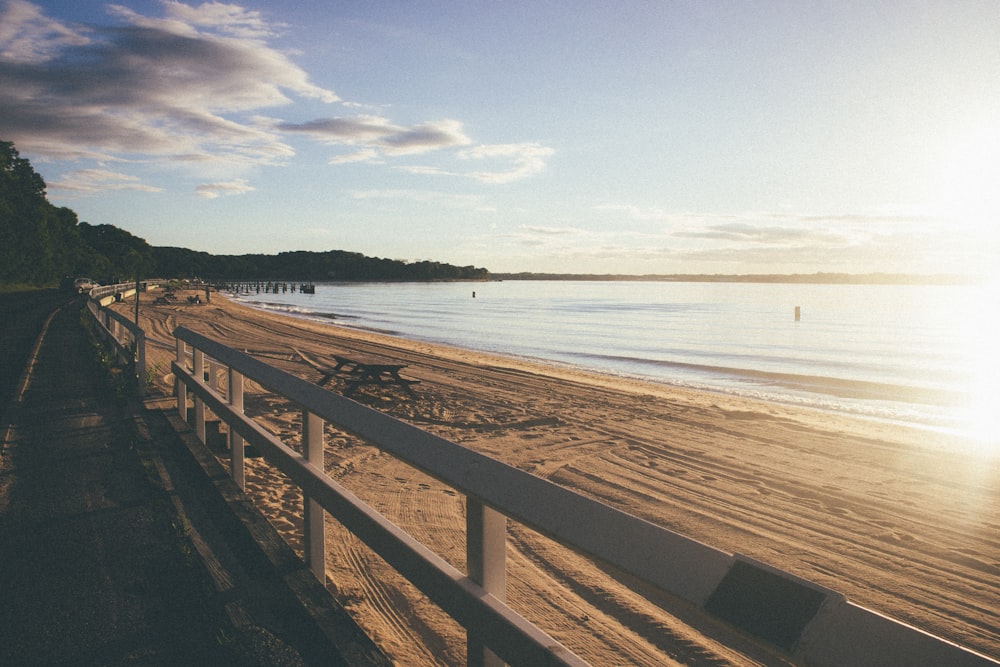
[78,223,154,281]
[1,139,115,286]
[1,140,59,284]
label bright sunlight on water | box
[948,281,1000,456]
[234,280,998,457]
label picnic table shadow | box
[292,348,420,397]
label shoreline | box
[236,292,980,452]
[115,288,1000,663]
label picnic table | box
[317,353,420,396]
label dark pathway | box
[0,299,385,665]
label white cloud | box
[159,1,279,39]
[398,165,454,177]
[0,0,90,62]
[0,1,335,170]
[394,142,556,184]
[516,225,586,236]
[460,143,554,183]
[0,1,555,197]
[282,116,556,182]
[195,178,254,198]
[673,222,848,245]
[351,188,487,209]
[328,148,381,165]
[279,116,472,156]
[480,206,976,275]
[48,168,163,194]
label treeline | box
[152,247,488,282]
[1,140,99,286]
[1,138,488,287]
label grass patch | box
[81,310,134,400]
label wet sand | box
[116,288,1000,665]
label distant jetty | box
[215,281,316,294]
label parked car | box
[74,277,97,293]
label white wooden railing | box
[169,325,998,667]
[86,282,155,396]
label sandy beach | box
[115,287,1000,665]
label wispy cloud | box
[479,206,974,274]
[195,178,254,198]
[48,168,163,194]
[0,0,90,62]
[460,143,555,183]
[396,142,556,184]
[278,116,471,156]
[351,188,490,210]
[142,1,279,39]
[673,222,848,245]
[516,225,586,236]
[328,148,381,165]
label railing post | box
[208,359,219,391]
[193,348,206,443]
[136,329,146,397]
[467,499,508,667]
[303,410,326,580]
[175,338,187,420]
[228,367,245,490]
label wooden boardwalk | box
[0,298,385,665]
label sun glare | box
[952,282,1000,457]
[934,126,1000,275]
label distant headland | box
[491,272,977,285]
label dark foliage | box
[1,140,85,285]
[150,246,488,281]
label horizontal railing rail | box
[86,284,149,396]
[170,324,998,667]
[89,280,158,306]
[172,326,585,666]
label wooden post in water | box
[795,306,801,321]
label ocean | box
[227,280,998,449]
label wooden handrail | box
[167,324,999,667]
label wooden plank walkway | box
[0,299,386,666]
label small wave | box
[234,298,353,321]
[568,352,966,407]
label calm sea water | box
[228,280,999,448]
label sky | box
[2,1,998,276]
